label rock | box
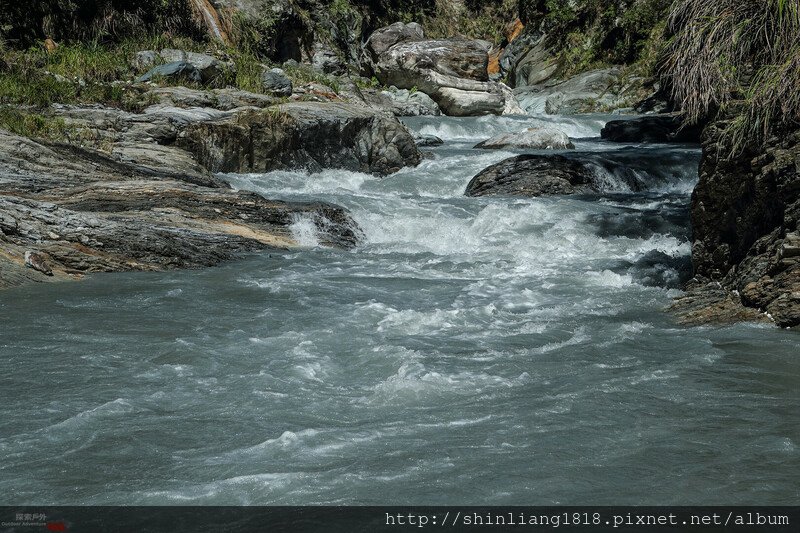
[261,67,293,96]
[500,29,560,87]
[159,49,233,85]
[379,88,441,116]
[413,133,443,147]
[24,251,52,276]
[178,102,421,176]
[435,87,506,117]
[677,125,800,328]
[601,114,702,143]
[312,46,346,74]
[464,149,690,198]
[362,22,424,70]
[145,86,278,110]
[136,61,201,84]
[514,68,628,114]
[373,38,490,88]
[0,128,361,291]
[134,50,158,71]
[474,128,574,150]
[465,154,596,197]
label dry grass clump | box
[664,0,800,152]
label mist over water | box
[0,115,798,505]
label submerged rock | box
[474,128,574,150]
[601,114,701,143]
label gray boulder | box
[261,67,293,96]
[374,38,490,88]
[474,128,575,150]
[312,46,346,75]
[179,102,421,176]
[363,22,424,69]
[514,68,625,114]
[380,88,441,116]
[159,49,233,85]
[136,61,201,84]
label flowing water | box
[0,115,797,505]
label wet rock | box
[413,133,443,147]
[601,114,701,143]
[464,154,595,197]
[474,128,574,150]
[179,102,421,176]
[261,67,293,96]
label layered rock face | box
[0,129,359,290]
[674,126,800,328]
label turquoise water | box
[0,115,797,505]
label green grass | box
[0,106,70,139]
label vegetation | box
[663,0,800,152]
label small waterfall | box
[190,0,229,44]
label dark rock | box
[413,133,443,147]
[465,154,596,197]
[261,67,293,96]
[136,61,201,84]
[178,102,421,176]
[676,125,800,327]
[601,114,701,143]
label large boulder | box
[474,128,574,150]
[178,102,421,176]
[363,24,520,117]
[601,114,702,143]
[378,87,441,116]
[362,21,424,69]
[373,38,490,87]
[465,149,698,197]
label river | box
[0,114,797,505]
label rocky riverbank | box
[0,96,425,290]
